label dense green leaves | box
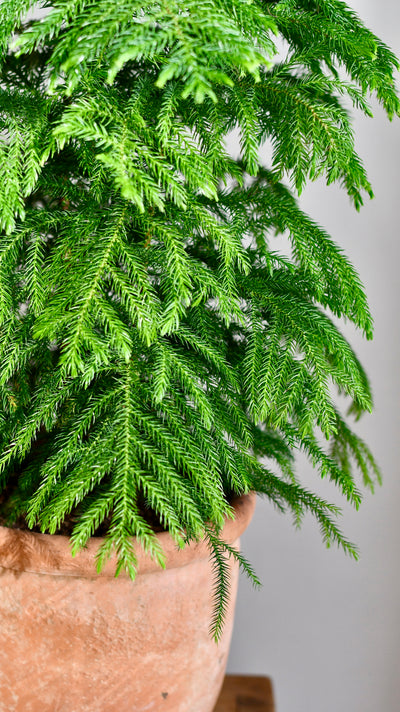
[11,0,277,99]
[0,0,397,638]
[271,0,400,118]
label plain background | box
[227,2,400,711]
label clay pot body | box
[0,493,255,712]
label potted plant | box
[0,1,398,710]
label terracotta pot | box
[0,492,255,712]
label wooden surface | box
[214,675,275,712]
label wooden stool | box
[214,675,275,711]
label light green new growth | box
[0,0,398,639]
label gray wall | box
[227,2,400,711]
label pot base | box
[0,494,255,712]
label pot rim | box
[0,492,256,578]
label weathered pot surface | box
[0,492,256,712]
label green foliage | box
[0,0,398,639]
